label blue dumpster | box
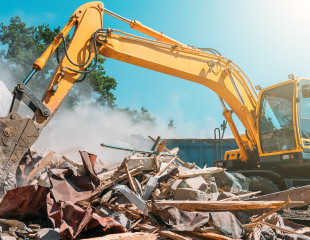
[165,138,238,168]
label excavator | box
[0,1,310,194]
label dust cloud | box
[0,80,12,117]
[0,77,225,165]
[35,104,180,164]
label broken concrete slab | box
[35,228,61,240]
[214,171,249,192]
[170,179,182,191]
[183,176,207,190]
[174,188,208,201]
[0,236,16,240]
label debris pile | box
[0,137,309,240]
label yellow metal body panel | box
[98,31,258,158]
[33,1,104,127]
[29,2,275,162]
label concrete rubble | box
[0,137,309,239]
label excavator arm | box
[98,29,259,149]
[0,1,259,192]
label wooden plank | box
[220,191,261,201]
[160,230,191,240]
[183,231,240,240]
[296,227,310,234]
[157,140,166,153]
[138,224,190,240]
[153,155,159,173]
[26,151,55,183]
[91,167,142,198]
[148,135,161,157]
[155,156,177,177]
[249,184,310,209]
[81,232,157,240]
[149,136,184,164]
[244,222,310,235]
[97,169,118,182]
[176,167,224,178]
[153,200,304,211]
[100,202,141,219]
[260,221,297,235]
[252,198,290,223]
[62,155,83,167]
[123,158,137,194]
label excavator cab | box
[222,78,310,189]
[258,81,296,154]
[257,78,310,160]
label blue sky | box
[1,0,310,138]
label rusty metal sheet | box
[49,151,100,203]
[0,185,49,220]
[46,193,126,239]
[80,151,100,186]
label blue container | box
[165,138,238,168]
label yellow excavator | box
[1,1,310,193]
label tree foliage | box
[118,106,156,127]
[0,16,117,107]
[0,16,156,126]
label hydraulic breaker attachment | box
[0,112,40,194]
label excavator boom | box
[0,1,259,192]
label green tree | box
[0,16,117,108]
[88,56,117,108]
[118,106,156,127]
[0,17,60,95]
[0,17,156,126]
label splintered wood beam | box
[155,156,177,177]
[153,200,305,211]
[153,155,159,173]
[137,224,190,240]
[220,191,261,201]
[149,136,184,164]
[91,167,142,198]
[148,136,161,157]
[259,222,297,235]
[123,158,137,194]
[249,184,310,209]
[183,231,240,240]
[80,232,157,240]
[26,151,55,183]
[251,198,291,223]
[176,167,224,178]
[157,140,166,153]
